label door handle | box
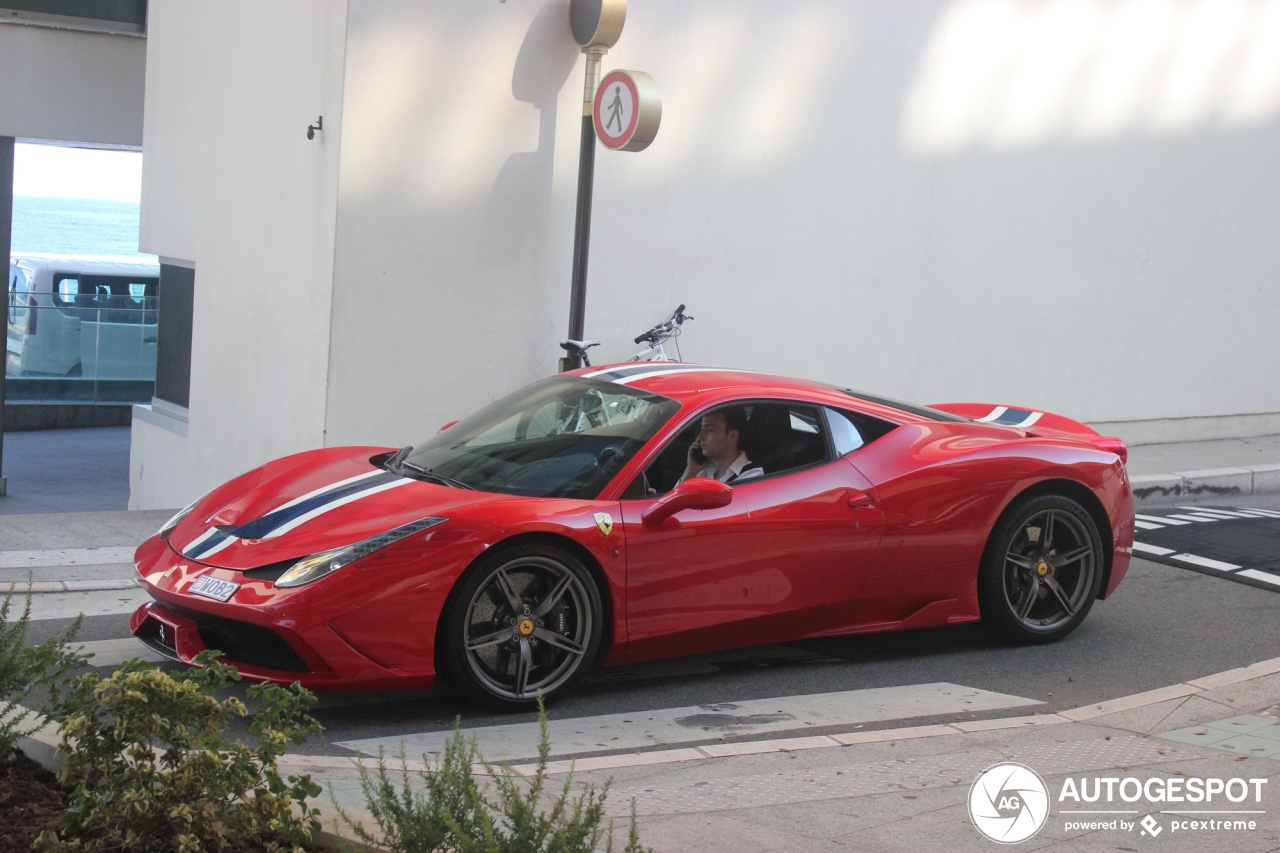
[847,491,873,508]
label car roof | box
[10,253,160,275]
[573,363,931,425]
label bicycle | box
[559,304,693,369]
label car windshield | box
[400,377,680,499]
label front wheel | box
[438,543,604,711]
[978,494,1104,645]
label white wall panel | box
[324,0,1280,450]
[131,0,348,509]
[0,24,144,144]
[135,0,1280,505]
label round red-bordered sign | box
[593,69,661,152]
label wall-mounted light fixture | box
[307,116,323,140]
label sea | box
[9,195,154,259]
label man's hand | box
[680,442,705,481]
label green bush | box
[334,698,650,853]
[0,578,83,755]
[37,652,325,853]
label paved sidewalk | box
[1127,434,1280,505]
[0,426,131,514]
[291,659,1280,852]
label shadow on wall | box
[900,0,1280,156]
[480,0,578,264]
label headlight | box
[158,493,207,540]
[275,516,448,588]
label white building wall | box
[0,23,145,145]
[321,0,1280,453]
[133,0,1280,506]
[130,0,349,509]
[323,0,584,448]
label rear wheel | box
[978,494,1103,644]
[438,542,603,711]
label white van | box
[8,254,160,380]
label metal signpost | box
[560,0,662,371]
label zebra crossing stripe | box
[1170,553,1241,572]
[1135,514,1190,526]
[1133,542,1175,556]
[1134,520,1164,530]
[1176,508,1254,519]
[1165,514,1219,523]
[1237,570,1280,588]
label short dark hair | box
[718,406,749,437]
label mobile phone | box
[690,445,707,464]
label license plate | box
[188,575,240,602]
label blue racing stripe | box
[228,470,402,540]
[184,528,235,559]
[587,363,710,382]
[992,408,1033,426]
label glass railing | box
[5,303,157,404]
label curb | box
[6,579,140,594]
[1132,463,1280,503]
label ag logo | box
[593,512,614,537]
[968,763,1049,844]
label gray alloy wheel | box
[441,543,603,710]
[979,494,1104,644]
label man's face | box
[697,412,737,461]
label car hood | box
[165,446,508,570]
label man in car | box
[678,407,764,485]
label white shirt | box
[688,451,764,484]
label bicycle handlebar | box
[635,305,692,344]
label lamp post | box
[560,0,627,371]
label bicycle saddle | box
[560,339,600,351]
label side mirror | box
[642,477,732,526]
[438,420,459,433]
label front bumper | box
[129,535,439,691]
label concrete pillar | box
[0,136,11,496]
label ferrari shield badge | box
[593,512,614,537]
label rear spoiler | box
[929,402,1127,464]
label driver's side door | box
[618,415,761,658]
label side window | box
[54,274,81,307]
[9,266,28,326]
[624,401,831,498]
[824,407,897,456]
[52,274,159,324]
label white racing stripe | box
[613,367,759,386]
[264,478,414,539]
[336,683,1042,764]
[198,535,239,560]
[270,469,386,515]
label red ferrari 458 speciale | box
[132,364,1134,709]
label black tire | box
[978,493,1104,645]
[437,542,604,711]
